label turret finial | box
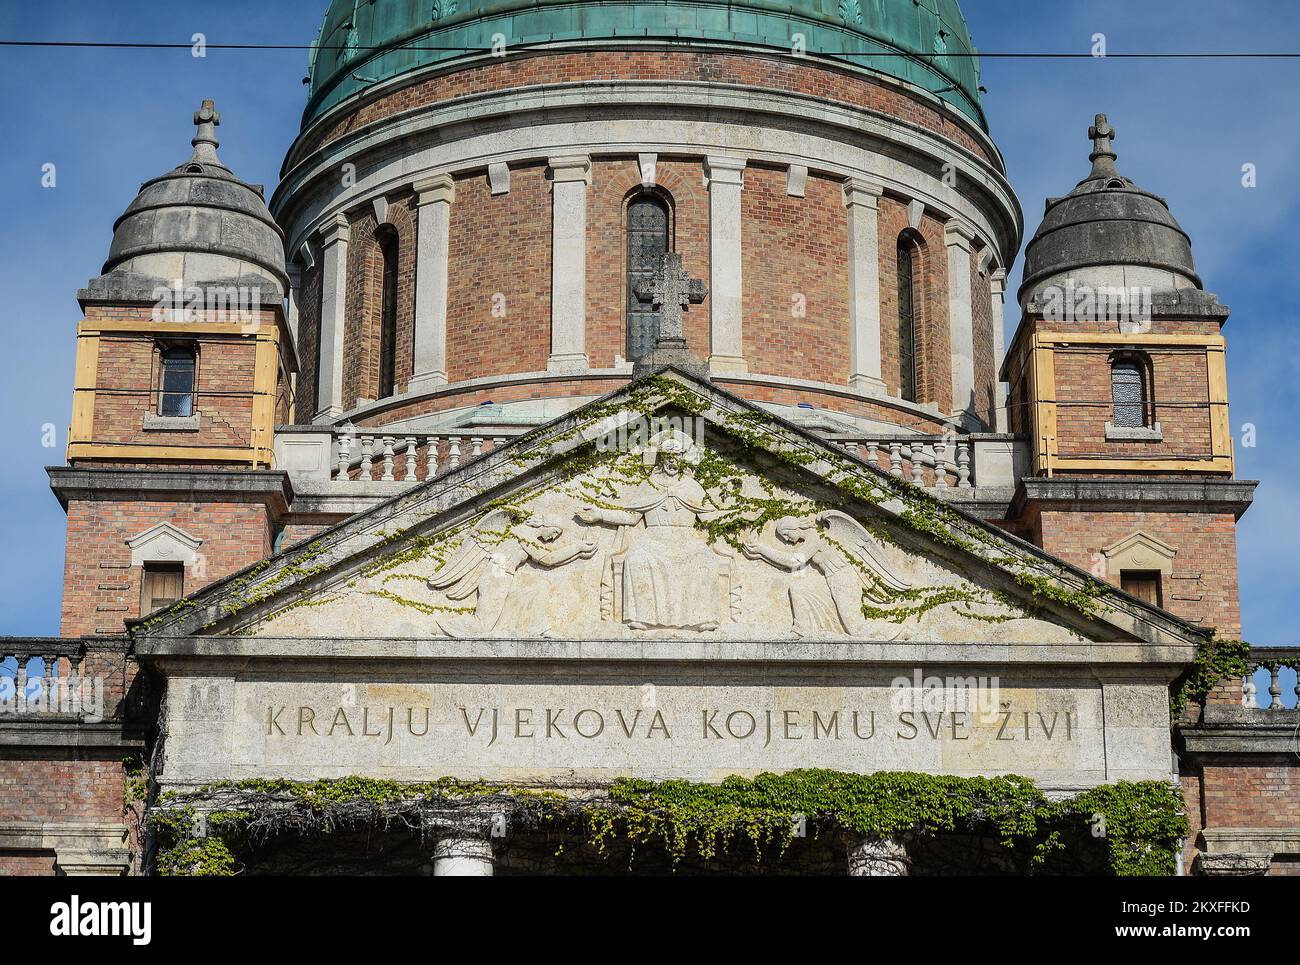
[1087,113,1119,181]
[190,99,222,165]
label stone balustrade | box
[330,429,517,483]
[830,434,977,489]
[1243,647,1300,710]
[1,638,86,691]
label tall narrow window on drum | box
[377,225,399,399]
[626,194,670,362]
[897,237,919,403]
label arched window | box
[896,235,920,403]
[1110,354,1152,428]
[158,343,197,417]
[377,225,399,399]
[626,193,670,362]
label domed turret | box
[304,0,985,128]
[1019,114,1201,306]
[82,101,288,305]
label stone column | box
[944,219,978,423]
[286,264,302,348]
[547,155,591,374]
[847,836,911,876]
[989,267,1009,431]
[843,179,887,396]
[705,156,748,375]
[410,174,455,394]
[314,214,350,424]
[432,837,495,876]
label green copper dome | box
[305,0,985,128]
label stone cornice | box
[1013,477,1258,519]
[271,80,1022,266]
[48,466,294,514]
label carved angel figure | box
[741,511,911,638]
[576,431,733,631]
[426,510,597,636]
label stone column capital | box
[944,218,978,251]
[414,174,455,206]
[548,155,592,185]
[704,155,747,188]
[990,268,1008,296]
[842,178,885,208]
[318,214,350,247]
[295,239,316,271]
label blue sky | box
[0,0,1296,645]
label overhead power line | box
[2,39,1300,58]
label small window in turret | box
[158,344,197,418]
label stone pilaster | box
[432,837,495,876]
[547,155,591,375]
[989,267,1009,431]
[314,214,350,424]
[705,156,748,375]
[843,179,887,397]
[410,174,455,393]
[945,219,978,423]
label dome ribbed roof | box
[304,0,985,128]
[83,101,288,304]
[1020,114,1201,302]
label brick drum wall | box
[60,499,274,637]
[445,163,551,382]
[741,167,849,385]
[878,200,952,413]
[970,257,996,428]
[585,159,713,367]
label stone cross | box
[190,99,222,165]
[635,252,707,346]
[1087,113,1118,180]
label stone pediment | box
[136,371,1207,647]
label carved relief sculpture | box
[742,511,911,637]
[576,432,737,631]
[427,510,598,635]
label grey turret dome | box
[82,101,288,305]
[1019,114,1201,306]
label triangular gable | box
[134,369,1209,647]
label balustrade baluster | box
[866,441,879,469]
[1269,666,1283,710]
[957,443,972,488]
[934,440,949,489]
[889,442,903,477]
[449,439,462,469]
[404,438,417,481]
[335,431,352,480]
[359,436,375,481]
[381,436,396,481]
[425,437,441,481]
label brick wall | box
[971,257,996,428]
[741,167,849,384]
[878,200,951,412]
[445,163,551,381]
[1036,509,1242,636]
[296,265,322,420]
[585,159,712,367]
[1199,760,1300,829]
[60,498,274,637]
[343,196,418,409]
[78,304,276,456]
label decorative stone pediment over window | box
[127,522,202,568]
[1102,531,1176,578]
